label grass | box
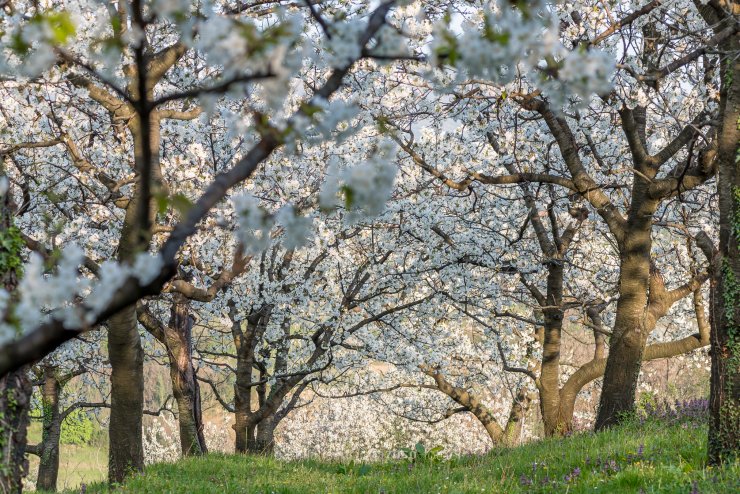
[59,416,739,494]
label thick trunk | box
[596,181,657,430]
[233,408,249,454]
[107,110,162,482]
[231,306,267,454]
[232,352,252,453]
[0,367,31,494]
[539,265,564,436]
[252,415,276,455]
[246,381,276,454]
[245,421,258,453]
[708,27,740,465]
[166,298,205,456]
[108,304,144,483]
[36,370,61,492]
[596,326,648,429]
[172,392,203,456]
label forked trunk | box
[596,183,657,430]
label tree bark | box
[166,297,206,456]
[250,416,276,454]
[36,368,62,492]
[503,387,533,446]
[596,178,658,430]
[708,23,740,465]
[107,169,145,484]
[0,368,31,494]
[108,304,144,483]
[108,107,163,483]
[231,305,269,453]
[232,324,253,454]
[539,264,565,436]
[0,169,32,494]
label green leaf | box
[44,11,76,44]
[170,193,193,215]
[341,185,355,209]
[156,193,170,216]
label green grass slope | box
[64,418,738,494]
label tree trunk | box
[596,181,657,430]
[166,297,206,456]
[253,416,276,454]
[0,367,31,494]
[232,347,251,454]
[0,169,32,494]
[708,25,740,465]
[231,306,267,454]
[503,387,532,446]
[36,369,62,492]
[233,407,249,454]
[245,421,258,453]
[232,327,253,455]
[539,265,565,436]
[108,305,144,483]
[107,109,162,482]
[107,179,145,485]
[595,327,648,429]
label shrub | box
[61,409,94,445]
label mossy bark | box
[36,369,62,492]
[708,23,740,465]
[0,170,32,494]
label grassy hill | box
[59,405,738,494]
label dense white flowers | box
[560,49,615,96]
[12,246,86,332]
[429,0,614,108]
[543,48,615,107]
[197,17,247,70]
[84,260,128,318]
[276,205,313,250]
[320,141,399,222]
[326,21,365,69]
[232,195,314,252]
[232,194,274,253]
[0,0,717,474]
